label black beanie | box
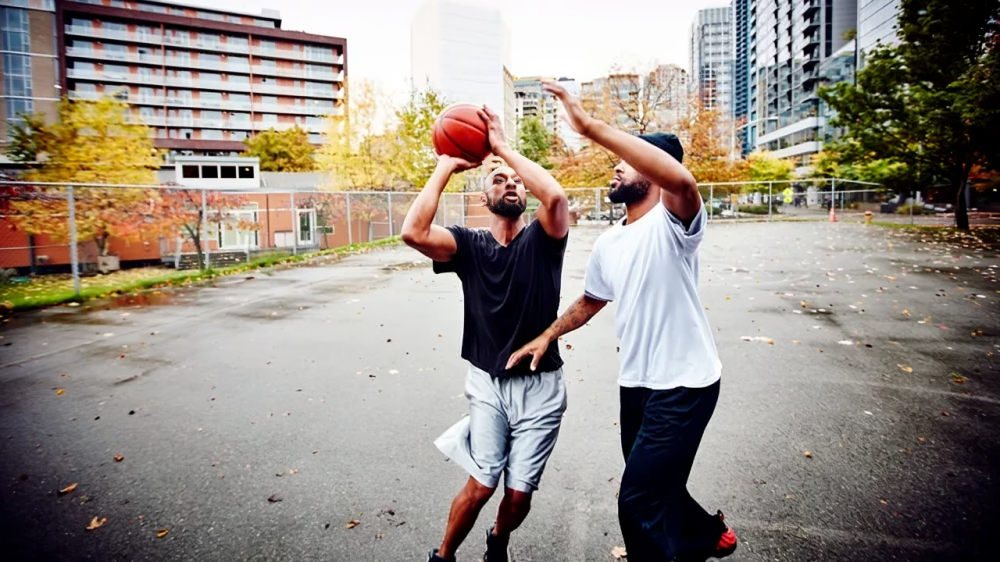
[637,132,684,164]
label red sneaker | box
[712,511,738,558]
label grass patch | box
[1,236,401,312]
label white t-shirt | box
[584,202,721,390]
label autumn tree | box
[152,189,253,270]
[319,80,469,192]
[7,97,160,257]
[582,65,683,135]
[674,99,749,188]
[241,126,317,172]
[516,115,554,170]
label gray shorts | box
[435,365,567,493]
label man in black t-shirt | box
[401,106,570,562]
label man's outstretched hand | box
[542,81,595,137]
[506,333,552,372]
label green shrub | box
[895,202,925,215]
[739,205,778,215]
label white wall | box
[411,0,511,127]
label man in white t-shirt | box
[507,82,737,562]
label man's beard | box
[608,176,652,205]
[486,193,526,218]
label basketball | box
[432,103,491,162]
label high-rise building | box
[513,76,581,150]
[502,65,515,140]
[652,64,689,130]
[689,6,733,115]
[410,0,513,136]
[733,0,750,153]
[57,0,346,157]
[743,0,857,165]
[857,0,900,66]
[0,0,58,150]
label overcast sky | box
[208,0,729,102]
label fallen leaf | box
[59,483,78,495]
[375,530,384,539]
[346,519,361,529]
[267,494,283,503]
[387,369,399,375]
[938,325,948,330]
[565,343,572,350]
[880,499,888,505]
[838,340,853,345]
[289,469,298,474]
[611,546,628,559]
[86,516,107,531]
[804,451,813,458]
[950,372,966,384]
[740,336,774,344]
[55,389,65,395]
[901,309,911,317]
[898,364,913,373]
[156,528,169,538]
[941,411,950,417]
[113,455,123,462]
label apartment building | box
[58,0,346,156]
[0,0,58,149]
[744,0,856,165]
[689,6,734,115]
[733,0,750,153]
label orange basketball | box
[432,103,490,162]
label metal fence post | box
[910,189,914,225]
[768,182,773,222]
[831,178,836,219]
[442,193,448,228]
[290,191,297,255]
[346,193,353,245]
[709,184,714,221]
[66,186,81,297]
[201,190,210,270]
[594,187,600,220]
[387,192,394,237]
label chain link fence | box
[0,179,902,298]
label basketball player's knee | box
[505,489,532,516]
[463,478,496,506]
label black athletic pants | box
[618,381,724,562]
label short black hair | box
[637,132,684,164]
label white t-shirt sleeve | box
[664,203,707,254]
[584,242,614,302]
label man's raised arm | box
[542,81,701,223]
[479,106,569,239]
[401,155,481,262]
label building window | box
[238,166,254,179]
[1,7,30,53]
[3,54,32,97]
[181,165,199,179]
[201,129,223,140]
[201,165,219,178]
[202,110,222,121]
[230,130,248,141]
[220,166,237,178]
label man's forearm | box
[583,119,696,197]
[494,144,564,208]
[539,294,607,343]
[402,161,452,238]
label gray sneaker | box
[427,549,449,562]
[483,527,509,562]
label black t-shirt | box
[433,220,567,377]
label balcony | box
[802,17,820,36]
[68,68,165,86]
[162,56,251,74]
[65,25,162,45]
[249,64,342,82]
[163,76,253,92]
[66,46,162,65]
[803,0,821,18]
[163,34,250,55]
[250,46,343,65]
[251,82,339,98]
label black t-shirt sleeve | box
[432,225,471,275]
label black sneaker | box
[484,527,509,562]
[427,549,449,562]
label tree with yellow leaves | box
[7,97,160,257]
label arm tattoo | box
[548,295,604,339]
